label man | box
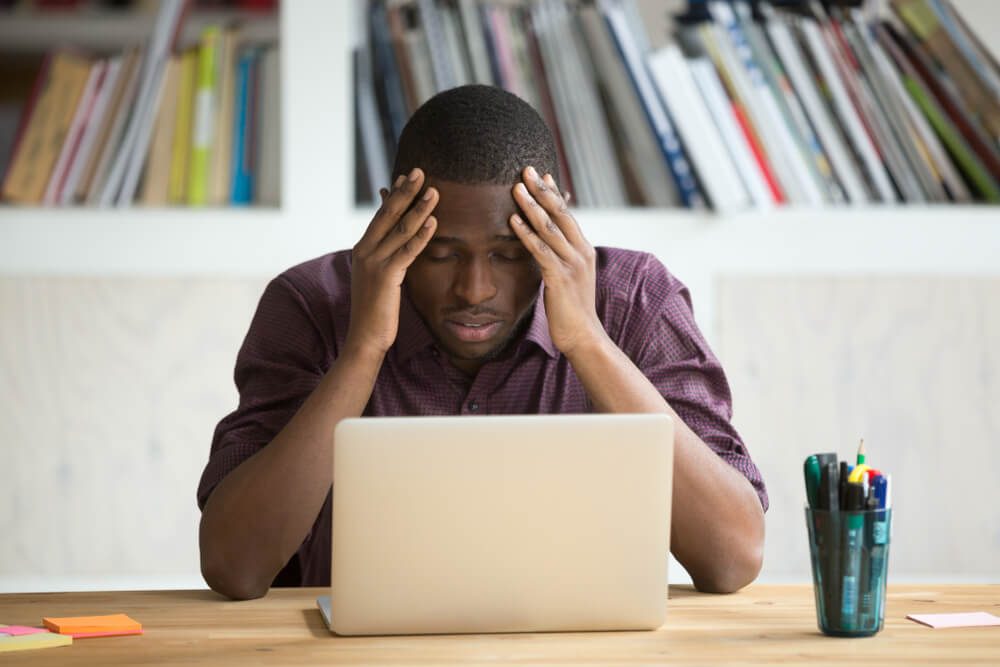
[198,85,767,601]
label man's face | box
[405,178,542,375]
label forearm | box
[199,345,384,600]
[567,335,764,593]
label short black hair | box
[392,85,559,186]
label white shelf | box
[2,205,998,276]
[0,1,998,280]
[0,9,279,53]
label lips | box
[444,319,503,343]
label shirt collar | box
[394,284,559,363]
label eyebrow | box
[429,234,520,244]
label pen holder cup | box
[805,507,892,637]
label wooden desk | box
[1,585,996,665]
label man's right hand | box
[345,167,439,359]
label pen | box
[818,461,841,626]
[804,455,821,509]
[856,438,866,466]
[869,475,890,629]
[840,482,865,631]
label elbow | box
[199,522,272,601]
[201,555,271,601]
[692,525,765,594]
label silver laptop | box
[327,413,674,636]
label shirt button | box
[468,400,479,412]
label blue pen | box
[869,474,890,627]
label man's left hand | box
[510,166,607,357]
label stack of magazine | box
[354,0,1000,211]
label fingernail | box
[516,183,528,196]
[408,168,420,182]
[422,188,433,201]
[394,175,406,188]
[511,214,523,225]
[526,166,537,179]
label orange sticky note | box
[42,614,142,638]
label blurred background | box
[0,0,998,592]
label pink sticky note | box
[0,626,47,637]
[906,612,1000,629]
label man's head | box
[394,86,560,375]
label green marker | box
[804,455,821,509]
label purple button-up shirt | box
[198,247,767,586]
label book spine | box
[169,48,197,204]
[600,0,705,208]
[188,26,219,206]
[230,51,254,204]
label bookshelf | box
[0,0,998,286]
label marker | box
[856,438,866,466]
[804,455,821,509]
[840,482,866,631]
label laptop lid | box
[330,413,673,636]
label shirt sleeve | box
[615,255,768,511]
[196,275,331,512]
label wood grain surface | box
[0,585,997,665]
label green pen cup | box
[805,507,892,637]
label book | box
[840,12,941,201]
[82,47,143,204]
[100,0,187,206]
[440,3,473,87]
[865,21,970,201]
[688,56,773,208]
[879,22,1000,200]
[599,0,705,208]
[210,25,241,205]
[761,4,869,204]
[168,47,197,204]
[685,22,785,204]
[140,54,182,206]
[648,45,749,213]
[578,3,678,207]
[522,5,576,200]
[830,10,923,202]
[188,25,221,206]
[709,1,825,205]
[230,47,258,204]
[892,0,1000,139]
[0,53,53,193]
[369,0,408,152]
[887,19,1000,182]
[417,0,458,91]
[456,0,495,86]
[356,43,389,202]
[60,56,123,205]
[42,58,103,205]
[541,0,625,206]
[255,44,280,206]
[799,15,898,202]
[735,2,841,204]
[2,50,92,204]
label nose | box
[452,255,498,306]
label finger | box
[387,216,438,273]
[539,170,586,249]
[373,186,439,261]
[357,168,425,252]
[378,187,389,204]
[509,211,560,271]
[512,177,573,261]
